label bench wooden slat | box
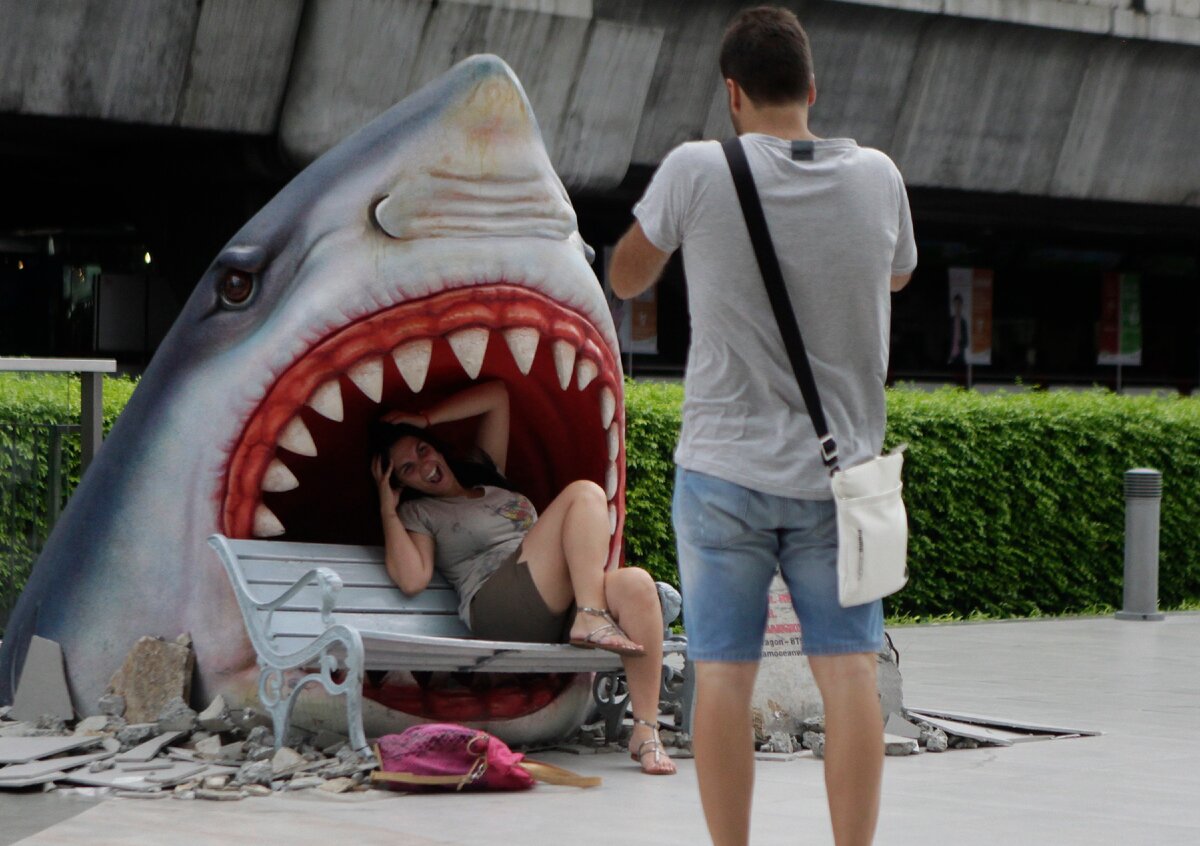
[267,611,472,639]
[244,584,460,615]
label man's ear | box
[726,78,742,115]
[808,78,817,108]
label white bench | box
[208,535,690,753]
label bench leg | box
[257,626,369,754]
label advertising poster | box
[947,267,993,366]
[602,247,659,356]
[1097,273,1142,366]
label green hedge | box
[625,381,1200,618]
[0,372,137,621]
[4,374,1199,623]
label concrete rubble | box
[0,693,376,799]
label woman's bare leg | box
[520,481,633,646]
[605,567,676,774]
[520,480,674,773]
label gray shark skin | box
[0,55,626,743]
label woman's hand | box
[371,454,400,512]
[380,410,428,428]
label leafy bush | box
[4,375,1198,625]
[0,372,137,623]
[625,381,1200,618]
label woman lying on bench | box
[369,381,675,775]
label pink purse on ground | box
[370,723,600,792]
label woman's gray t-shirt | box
[398,486,537,625]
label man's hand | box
[890,272,912,292]
[610,222,672,300]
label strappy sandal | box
[630,717,676,776]
[568,607,645,657]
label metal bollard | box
[1115,468,1165,621]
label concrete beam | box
[553,20,665,191]
[178,0,305,133]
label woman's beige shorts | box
[469,546,573,643]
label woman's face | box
[387,435,460,496]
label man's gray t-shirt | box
[634,134,916,498]
[398,486,537,625]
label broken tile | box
[885,712,923,740]
[155,697,198,732]
[193,736,223,758]
[74,715,122,736]
[271,747,306,776]
[884,733,920,756]
[106,636,195,723]
[197,695,233,733]
[0,735,101,764]
[63,759,222,791]
[241,784,272,797]
[196,788,243,801]
[319,777,355,794]
[97,693,126,718]
[116,730,184,762]
[0,770,70,788]
[11,637,74,722]
[0,751,113,782]
[283,775,325,791]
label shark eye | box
[218,270,255,308]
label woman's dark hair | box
[719,6,813,106]
[368,420,516,502]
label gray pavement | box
[4,612,1198,845]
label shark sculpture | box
[0,55,626,743]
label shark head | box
[0,55,625,743]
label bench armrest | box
[260,567,343,631]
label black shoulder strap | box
[721,137,839,471]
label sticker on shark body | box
[0,55,626,744]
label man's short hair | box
[719,6,813,106]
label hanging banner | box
[1097,273,1142,366]
[948,267,993,366]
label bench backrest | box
[212,537,473,651]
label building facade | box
[2,0,1198,387]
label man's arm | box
[890,272,912,292]
[610,222,673,300]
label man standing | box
[610,7,916,846]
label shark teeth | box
[279,417,318,457]
[604,463,617,500]
[503,328,539,376]
[608,504,617,536]
[306,379,344,422]
[392,340,432,392]
[552,340,576,390]
[262,459,300,492]
[253,504,286,538]
[599,387,615,430]
[575,358,598,390]
[448,328,489,379]
[348,358,384,403]
[607,424,619,461]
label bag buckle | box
[819,435,839,468]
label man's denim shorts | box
[672,467,884,662]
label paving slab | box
[3,614,1198,845]
[0,737,101,765]
[10,637,73,722]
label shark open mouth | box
[218,281,624,723]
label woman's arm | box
[372,455,435,594]
[385,380,511,474]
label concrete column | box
[1115,468,1166,621]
